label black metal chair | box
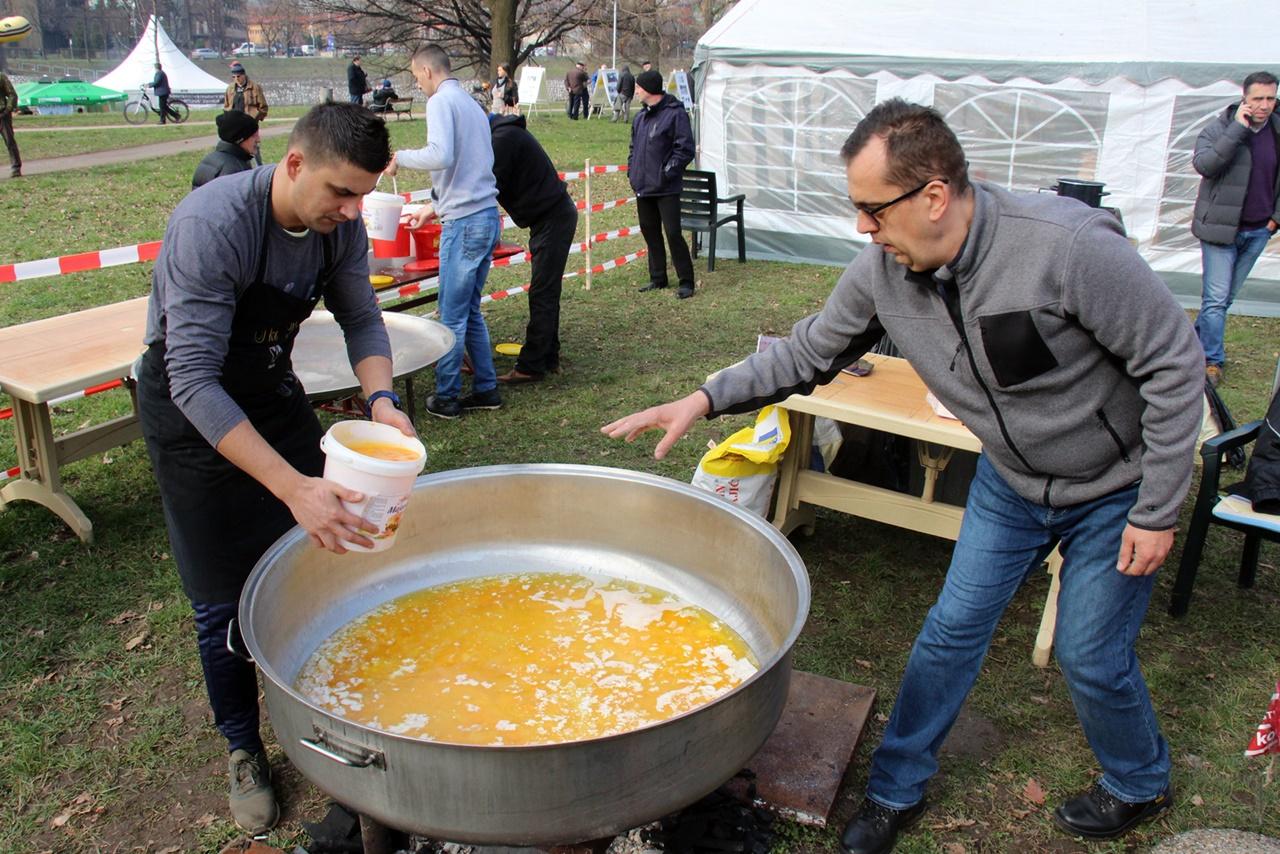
[679,169,746,272]
[1169,418,1280,616]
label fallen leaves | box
[107,610,141,625]
[1022,778,1047,805]
[124,629,150,651]
[49,791,101,828]
[1191,794,1205,807]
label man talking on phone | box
[1191,70,1280,388]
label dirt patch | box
[939,706,1006,762]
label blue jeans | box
[1195,226,1273,366]
[434,208,500,400]
[867,456,1169,809]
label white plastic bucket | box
[320,420,427,552]
[361,191,405,241]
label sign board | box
[669,70,694,111]
[518,66,545,106]
[587,68,618,120]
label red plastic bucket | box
[411,224,443,261]
[372,221,412,259]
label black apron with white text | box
[138,195,333,603]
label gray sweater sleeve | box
[1062,214,1203,530]
[700,252,886,416]
[159,215,254,447]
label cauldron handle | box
[301,728,385,769]
[226,617,254,663]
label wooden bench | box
[372,97,413,121]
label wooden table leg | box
[0,400,95,542]
[771,409,815,537]
[916,443,956,504]
[1033,548,1064,668]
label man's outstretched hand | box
[601,391,711,459]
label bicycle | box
[123,87,190,125]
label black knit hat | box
[635,69,663,96]
[216,110,259,145]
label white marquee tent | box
[95,16,226,106]
[693,0,1280,301]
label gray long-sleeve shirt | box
[702,182,1204,530]
[395,78,498,222]
[145,166,391,447]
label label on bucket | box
[350,491,411,547]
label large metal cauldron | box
[240,464,810,845]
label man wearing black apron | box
[137,103,415,833]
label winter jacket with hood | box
[1191,103,1280,245]
[488,114,570,227]
[627,93,694,197]
[191,140,254,189]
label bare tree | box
[308,0,604,77]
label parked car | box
[190,47,221,60]
[231,42,265,57]
[300,44,316,56]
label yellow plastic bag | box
[690,406,791,516]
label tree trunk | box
[489,0,516,76]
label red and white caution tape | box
[376,276,440,306]
[559,164,628,181]
[2,464,19,483]
[579,196,634,214]
[0,241,163,284]
[564,249,648,280]
[0,378,126,422]
[479,248,648,308]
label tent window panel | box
[936,84,1109,193]
[720,73,877,217]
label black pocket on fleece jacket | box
[977,310,1059,387]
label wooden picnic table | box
[0,298,450,544]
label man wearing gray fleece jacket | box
[604,100,1202,853]
[387,43,502,419]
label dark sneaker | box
[638,282,667,292]
[228,749,278,834]
[425,394,462,419]
[840,797,927,854]
[676,285,695,299]
[1053,782,1172,840]
[460,388,502,410]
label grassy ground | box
[1,115,1279,853]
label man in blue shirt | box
[386,44,502,419]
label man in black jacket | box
[347,55,370,105]
[613,65,635,123]
[489,114,578,383]
[629,69,696,298]
[192,111,259,189]
[150,62,173,124]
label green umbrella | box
[16,77,128,109]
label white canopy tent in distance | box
[96,16,227,107]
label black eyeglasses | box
[855,177,949,225]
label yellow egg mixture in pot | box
[295,572,759,745]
